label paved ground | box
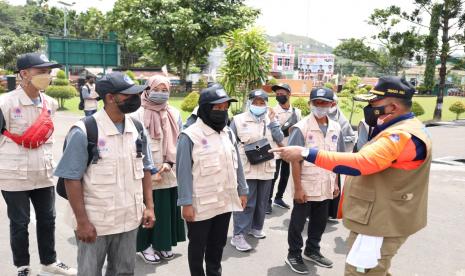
[1,112,465,276]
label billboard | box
[47,37,120,68]
[297,53,335,86]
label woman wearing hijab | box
[132,75,186,264]
[177,84,248,276]
[230,89,284,252]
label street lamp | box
[57,1,76,37]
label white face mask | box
[311,106,330,119]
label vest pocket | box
[195,193,226,213]
[345,186,375,225]
[90,160,117,185]
[132,154,144,180]
[84,196,115,226]
[0,153,27,180]
[265,159,276,173]
[199,155,221,176]
[239,153,251,172]
[134,193,144,222]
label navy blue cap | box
[310,87,334,102]
[95,72,149,98]
[15,53,61,73]
[198,84,237,105]
[355,76,416,102]
[248,89,269,101]
[272,83,291,93]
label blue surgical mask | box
[249,105,267,117]
[148,91,169,104]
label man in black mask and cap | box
[176,84,248,276]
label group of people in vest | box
[0,52,432,276]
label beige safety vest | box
[342,117,433,237]
[84,83,99,111]
[66,110,145,236]
[0,87,58,191]
[233,111,278,180]
[182,119,243,222]
[131,106,181,190]
[290,114,340,201]
[273,104,302,147]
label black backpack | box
[78,84,90,111]
[56,115,144,199]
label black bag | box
[78,84,90,111]
[243,121,274,165]
[281,107,298,137]
[56,116,144,199]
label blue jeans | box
[1,186,57,267]
[84,110,97,116]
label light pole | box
[57,1,75,78]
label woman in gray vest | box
[177,84,248,276]
[230,89,284,252]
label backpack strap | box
[82,116,100,165]
[130,117,144,158]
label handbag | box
[281,107,298,137]
[243,121,274,165]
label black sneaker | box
[274,198,290,209]
[303,251,333,268]
[17,267,31,276]
[285,254,309,274]
[265,202,272,214]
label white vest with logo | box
[66,110,145,236]
[131,106,181,190]
[182,119,243,222]
[233,111,278,180]
[84,83,99,111]
[0,87,58,191]
[290,114,340,201]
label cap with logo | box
[248,89,269,102]
[198,84,238,105]
[271,83,291,93]
[310,87,334,102]
[95,72,149,98]
[355,76,416,102]
[15,53,61,73]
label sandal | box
[137,247,161,264]
[159,250,174,260]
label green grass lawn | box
[62,95,465,124]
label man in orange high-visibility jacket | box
[271,76,432,276]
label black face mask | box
[276,95,288,105]
[209,110,228,132]
[363,104,386,127]
[116,94,141,114]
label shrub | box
[449,101,465,120]
[0,85,5,94]
[181,91,200,112]
[52,78,69,86]
[412,102,425,117]
[45,69,76,109]
[267,77,278,85]
[292,97,309,116]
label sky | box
[11,0,419,47]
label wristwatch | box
[300,148,310,160]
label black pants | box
[186,212,231,276]
[269,159,290,202]
[288,200,329,256]
[1,186,57,267]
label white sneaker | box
[39,261,77,276]
[137,246,161,264]
[17,266,31,276]
[248,229,266,239]
[230,234,252,252]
